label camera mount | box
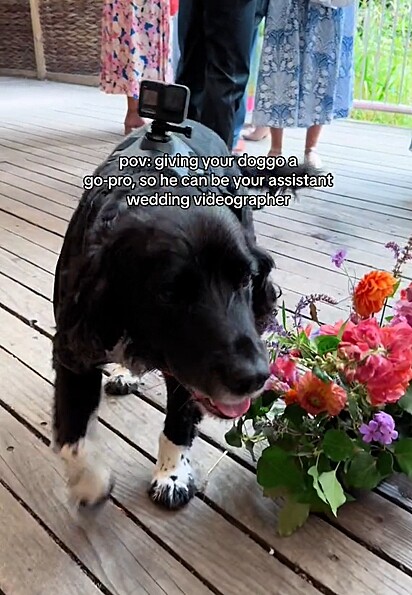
[145,119,193,143]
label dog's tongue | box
[214,398,251,418]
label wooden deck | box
[1,77,412,595]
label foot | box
[104,365,140,396]
[267,147,282,158]
[124,111,146,135]
[243,126,270,142]
[304,148,322,168]
[148,433,196,509]
[60,441,114,508]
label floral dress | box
[253,0,356,128]
[100,0,173,99]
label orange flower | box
[353,271,397,318]
[287,372,347,417]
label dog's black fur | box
[52,120,314,509]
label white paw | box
[60,442,114,507]
[104,366,140,396]
[149,433,196,509]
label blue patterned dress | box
[253,0,355,128]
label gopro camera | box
[139,80,190,124]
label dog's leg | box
[104,363,141,396]
[149,375,202,509]
[53,361,114,507]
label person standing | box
[175,0,259,151]
[100,0,176,135]
[253,0,356,166]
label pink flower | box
[338,319,412,405]
[391,283,412,328]
[264,356,299,393]
[319,320,355,336]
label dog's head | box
[65,196,279,419]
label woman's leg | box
[304,124,323,167]
[268,127,284,156]
[124,96,145,135]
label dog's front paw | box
[149,453,196,509]
[60,443,114,508]
[104,366,140,396]
[149,432,196,509]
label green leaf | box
[394,438,412,477]
[377,451,394,479]
[278,500,310,536]
[390,279,401,298]
[283,404,306,429]
[399,384,412,415]
[257,446,306,492]
[323,430,355,462]
[263,486,288,499]
[224,425,242,448]
[385,315,394,323]
[308,466,328,505]
[308,467,346,516]
[346,451,381,490]
[314,335,340,356]
[312,366,332,383]
[318,470,347,517]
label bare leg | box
[304,124,323,167]
[124,96,145,135]
[268,127,284,156]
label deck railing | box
[353,0,412,115]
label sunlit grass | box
[351,0,412,128]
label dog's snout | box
[231,366,269,396]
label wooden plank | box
[0,179,75,219]
[0,273,54,334]
[0,228,58,272]
[0,194,67,236]
[0,409,213,595]
[0,165,79,202]
[2,311,412,595]
[0,484,102,595]
[0,247,53,298]
[0,211,61,253]
[0,340,317,595]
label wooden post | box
[29,0,46,79]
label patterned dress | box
[100,0,173,99]
[253,0,355,128]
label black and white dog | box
[52,120,312,510]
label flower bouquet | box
[225,236,412,535]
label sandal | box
[243,126,270,142]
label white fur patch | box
[104,364,141,395]
[59,437,113,507]
[149,433,195,509]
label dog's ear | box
[53,212,153,372]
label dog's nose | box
[230,366,269,396]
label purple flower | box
[331,248,347,268]
[359,412,398,445]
